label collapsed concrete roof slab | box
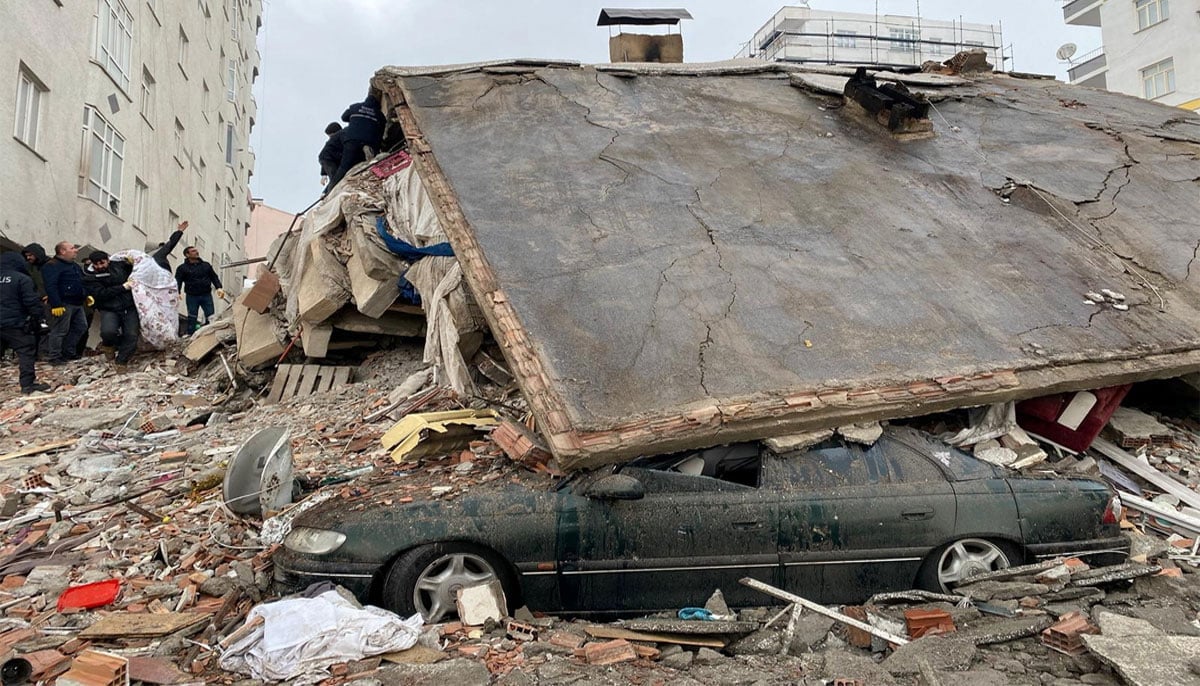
[373,62,1200,470]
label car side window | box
[887,427,1000,480]
[766,443,879,490]
[619,466,754,494]
[869,438,949,483]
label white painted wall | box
[1098,0,1200,109]
[0,0,262,296]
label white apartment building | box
[1,0,262,293]
[1063,0,1200,111]
[739,6,1006,71]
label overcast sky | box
[249,0,1100,214]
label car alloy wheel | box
[412,551,498,623]
[934,538,1012,591]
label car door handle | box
[902,508,934,521]
[732,521,763,530]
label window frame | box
[81,105,126,216]
[888,27,920,54]
[133,178,149,233]
[1135,0,1169,31]
[94,0,133,91]
[139,66,155,126]
[14,66,48,152]
[177,26,190,78]
[833,31,857,49]
[1141,57,1176,99]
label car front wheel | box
[381,543,516,623]
[918,538,1018,593]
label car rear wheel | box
[918,538,1019,593]
[381,543,516,623]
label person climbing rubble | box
[318,122,344,186]
[326,90,384,192]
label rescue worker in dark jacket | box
[0,252,51,393]
[21,243,49,298]
[174,246,224,335]
[319,122,344,184]
[41,241,89,365]
[327,92,385,192]
[82,251,140,366]
[150,220,188,273]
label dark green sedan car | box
[274,425,1128,621]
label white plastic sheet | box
[110,249,179,349]
[219,590,422,684]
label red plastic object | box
[1016,384,1131,453]
[56,579,121,612]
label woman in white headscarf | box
[109,249,180,349]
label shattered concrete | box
[376,61,1200,468]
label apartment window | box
[168,210,179,236]
[133,178,148,230]
[889,27,919,53]
[226,58,237,101]
[94,0,133,90]
[223,121,234,165]
[231,2,241,41]
[15,66,47,151]
[174,118,184,165]
[928,38,944,55]
[82,106,125,215]
[225,189,235,233]
[198,157,207,189]
[833,31,857,49]
[1136,0,1169,30]
[177,27,189,77]
[1141,57,1176,99]
[213,184,221,219]
[139,66,155,124]
[201,80,210,118]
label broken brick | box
[584,639,638,665]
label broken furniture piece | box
[266,364,355,403]
[842,67,933,139]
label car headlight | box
[284,527,347,554]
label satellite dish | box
[223,426,294,517]
[1056,43,1077,62]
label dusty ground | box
[1,345,1198,685]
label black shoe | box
[46,359,68,366]
[21,383,51,394]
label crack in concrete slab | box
[1186,238,1200,282]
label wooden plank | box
[267,365,295,404]
[332,366,353,387]
[281,363,306,401]
[1092,437,1200,512]
[299,364,321,397]
[739,577,909,646]
[0,439,77,462]
[318,368,336,393]
[78,612,210,639]
[583,625,726,648]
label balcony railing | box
[1063,0,1102,26]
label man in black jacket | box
[319,122,344,185]
[0,252,51,393]
[150,220,188,272]
[41,241,88,365]
[175,246,224,335]
[82,251,140,365]
[326,91,385,192]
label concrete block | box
[347,251,400,318]
[332,308,424,337]
[233,294,285,369]
[300,323,333,358]
[297,240,350,324]
[349,215,406,280]
[455,580,505,626]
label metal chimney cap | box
[597,8,693,26]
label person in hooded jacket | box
[326,91,385,192]
[21,243,49,298]
[319,122,344,185]
[82,251,140,366]
[0,252,51,393]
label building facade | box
[1063,0,1199,111]
[1,0,262,294]
[739,6,1006,71]
[243,199,294,287]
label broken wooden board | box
[267,364,355,403]
[584,625,726,648]
[242,266,281,314]
[380,63,1200,470]
[78,612,210,639]
[1092,437,1200,512]
[0,439,77,462]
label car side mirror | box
[584,474,645,501]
